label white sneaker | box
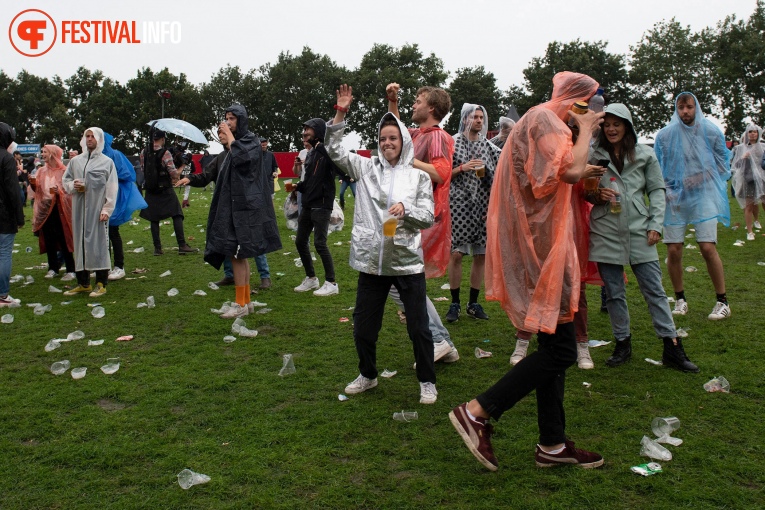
[294,276,319,292]
[577,343,594,369]
[108,267,126,280]
[419,382,438,404]
[442,347,460,363]
[708,301,731,320]
[747,232,756,241]
[313,281,338,297]
[220,303,250,319]
[0,294,21,307]
[61,272,76,282]
[434,340,452,362]
[755,220,762,229]
[672,298,688,315]
[510,339,529,365]
[345,374,377,394]
[44,270,57,279]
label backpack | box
[143,147,170,192]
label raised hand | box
[386,82,400,102]
[336,84,353,110]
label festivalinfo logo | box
[9,8,182,57]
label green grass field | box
[1,185,763,509]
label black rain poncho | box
[203,104,282,269]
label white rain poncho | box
[62,127,118,271]
[730,124,765,207]
[489,116,515,149]
[450,104,500,249]
[654,93,731,226]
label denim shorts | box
[452,243,486,256]
[663,219,717,244]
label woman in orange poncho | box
[449,72,605,472]
[31,145,75,280]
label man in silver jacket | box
[326,85,438,405]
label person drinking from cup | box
[326,85,438,405]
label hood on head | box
[741,123,763,145]
[603,103,638,141]
[0,122,16,150]
[458,104,489,139]
[302,118,327,142]
[102,132,117,159]
[545,72,599,121]
[498,116,515,130]
[44,144,64,162]
[225,104,249,139]
[672,92,705,126]
[376,112,413,168]
[80,127,105,156]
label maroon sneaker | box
[535,440,604,468]
[449,403,498,471]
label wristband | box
[334,104,349,113]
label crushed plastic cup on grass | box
[88,339,104,346]
[71,367,87,380]
[91,306,105,319]
[25,275,34,284]
[703,376,730,393]
[136,302,148,308]
[433,296,449,301]
[685,266,698,272]
[207,282,219,290]
[193,290,207,297]
[338,394,349,402]
[48,285,62,293]
[278,354,296,376]
[588,339,610,347]
[67,330,85,341]
[733,240,745,247]
[381,369,397,378]
[758,262,765,266]
[116,335,134,342]
[2,314,14,324]
[339,317,350,323]
[676,328,689,338]
[293,258,303,268]
[475,347,492,358]
[100,358,121,375]
[255,307,271,314]
[440,283,450,290]
[644,358,663,366]
[631,462,663,477]
[146,296,155,308]
[177,469,211,490]
[223,335,236,343]
[50,360,71,375]
[212,303,232,315]
[45,339,62,351]
[160,270,172,277]
[167,288,179,297]
[34,304,52,316]
[250,300,267,307]
[393,411,418,422]
[640,435,672,461]
[133,247,145,253]
[231,318,245,333]
[652,417,682,445]
[667,296,676,303]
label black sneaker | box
[154,248,164,256]
[467,303,489,320]
[178,244,198,255]
[445,303,461,323]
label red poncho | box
[32,145,74,254]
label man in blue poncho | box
[654,92,731,321]
[102,133,147,280]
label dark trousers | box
[295,207,335,282]
[477,322,577,446]
[77,269,108,287]
[150,215,186,249]
[353,272,435,383]
[41,208,74,273]
[109,225,124,269]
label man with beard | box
[445,104,501,322]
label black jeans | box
[41,208,74,273]
[109,225,124,269]
[295,207,335,282]
[476,322,577,446]
[150,215,186,249]
[353,272,435,383]
[77,269,108,287]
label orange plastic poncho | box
[410,126,454,278]
[485,72,598,334]
[32,145,74,253]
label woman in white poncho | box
[730,124,765,240]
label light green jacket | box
[588,143,666,265]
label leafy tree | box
[504,39,629,119]
[444,66,504,135]
[628,19,714,136]
[352,43,448,147]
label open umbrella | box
[146,118,208,144]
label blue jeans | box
[388,286,454,348]
[598,260,676,340]
[0,233,16,296]
[223,254,270,279]
[339,180,356,208]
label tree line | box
[1,2,763,154]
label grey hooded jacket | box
[326,113,434,275]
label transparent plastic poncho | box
[654,93,731,226]
[485,72,599,334]
[730,124,765,208]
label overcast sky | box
[2,0,758,147]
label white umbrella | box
[147,119,208,144]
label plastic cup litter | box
[381,369,397,378]
[223,335,237,343]
[100,358,120,375]
[278,354,296,376]
[703,376,730,393]
[1,314,13,324]
[50,360,71,375]
[71,367,87,379]
[475,347,493,358]
[640,435,672,461]
[177,469,211,490]
[167,288,179,297]
[393,411,418,422]
[34,304,52,316]
[651,417,680,437]
[67,330,85,341]
[91,306,105,319]
[160,270,172,277]
[88,339,104,346]
[207,282,219,290]
[193,290,207,296]
[45,339,62,352]
[48,285,62,293]
[147,296,155,308]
